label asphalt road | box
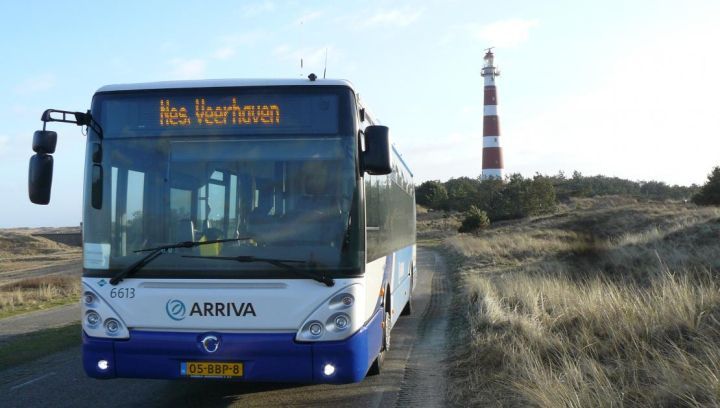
[0,248,450,408]
[0,259,82,282]
[0,304,80,346]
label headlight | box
[97,360,109,371]
[83,292,96,306]
[309,321,324,336]
[333,314,350,330]
[296,284,364,342]
[82,281,130,339]
[104,318,121,335]
[329,292,354,310]
[340,295,354,307]
[86,311,101,327]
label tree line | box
[416,169,717,233]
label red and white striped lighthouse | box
[481,48,504,180]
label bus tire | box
[368,308,391,376]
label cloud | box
[0,135,9,156]
[294,10,324,26]
[504,21,720,185]
[211,31,266,60]
[402,131,485,181]
[168,58,207,79]
[363,8,425,28]
[238,0,276,17]
[213,47,236,60]
[466,18,539,48]
[14,73,56,95]
[11,105,30,115]
[273,44,291,57]
[0,134,29,159]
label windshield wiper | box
[109,237,251,285]
[181,255,335,287]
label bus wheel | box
[401,268,414,316]
[368,309,391,376]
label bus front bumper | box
[82,308,383,384]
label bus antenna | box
[323,48,328,79]
[299,20,304,77]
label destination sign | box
[159,99,281,127]
[97,91,340,138]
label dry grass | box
[446,197,720,407]
[0,230,80,273]
[0,275,80,318]
[417,206,462,244]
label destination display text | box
[97,90,341,137]
[160,99,281,127]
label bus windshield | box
[83,88,361,278]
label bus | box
[27,77,416,383]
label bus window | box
[229,174,238,236]
[208,175,226,230]
[170,187,193,242]
[109,166,145,256]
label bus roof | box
[95,78,356,93]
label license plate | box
[181,361,243,378]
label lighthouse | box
[481,48,504,180]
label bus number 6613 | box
[110,288,135,299]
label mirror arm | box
[41,109,103,139]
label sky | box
[1,0,719,227]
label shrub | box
[475,174,556,221]
[416,180,448,209]
[692,166,720,205]
[444,177,480,211]
[417,169,701,224]
[458,206,490,233]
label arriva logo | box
[166,299,187,321]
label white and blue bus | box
[28,78,416,383]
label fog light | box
[104,318,120,335]
[309,321,323,337]
[86,311,101,327]
[323,363,335,376]
[334,314,349,330]
[97,360,109,371]
[341,295,353,306]
[83,292,95,305]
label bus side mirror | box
[33,130,57,154]
[29,153,54,204]
[29,130,58,204]
[363,125,392,175]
